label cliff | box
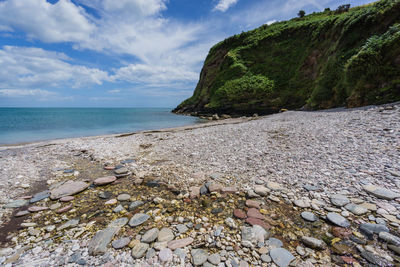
[174,0,400,116]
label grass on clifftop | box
[175,0,400,115]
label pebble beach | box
[0,103,399,266]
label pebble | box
[167,237,194,250]
[225,217,237,228]
[158,227,175,242]
[117,193,131,201]
[4,199,28,208]
[330,194,350,207]
[261,254,272,263]
[378,232,400,245]
[294,199,310,208]
[363,185,400,200]
[327,212,350,227]
[141,228,159,243]
[59,195,74,202]
[113,205,124,213]
[129,200,144,211]
[233,209,246,219]
[50,181,89,200]
[253,185,270,196]
[56,204,73,213]
[159,248,173,262]
[301,212,318,222]
[112,237,131,249]
[269,248,295,267]
[131,243,149,259]
[344,203,368,215]
[105,199,117,205]
[301,236,326,249]
[28,206,48,212]
[191,249,208,266]
[129,213,150,227]
[14,210,30,217]
[176,224,188,234]
[266,238,283,248]
[208,253,221,265]
[146,248,156,259]
[93,176,116,185]
[29,191,50,203]
[114,167,128,175]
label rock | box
[344,203,368,215]
[94,176,116,185]
[112,237,131,249]
[266,238,283,248]
[241,227,255,242]
[142,228,159,243]
[388,244,400,255]
[208,253,221,265]
[159,248,173,262]
[327,212,350,227]
[153,241,168,251]
[254,185,270,196]
[261,254,272,263]
[28,206,48,212]
[88,217,128,255]
[233,209,247,219]
[176,224,188,234]
[167,237,194,250]
[129,200,144,211]
[331,227,352,238]
[189,187,200,199]
[332,243,352,255]
[131,243,149,259]
[303,185,319,191]
[200,185,208,195]
[113,205,124,213]
[158,227,174,242]
[363,185,400,200]
[301,236,326,250]
[376,202,397,213]
[330,194,350,207]
[378,232,400,245]
[58,219,80,231]
[98,191,112,199]
[301,212,318,222]
[209,183,222,193]
[146,248,156,259]
[56,204,73,213]
[247,208,265,220]
[245,199,261,209]
[129,213,150,227]
[225,217,237,228]
[15,210,30,217]
[121,159,134,164]
[114,167,128,175]
[294,199,310,208]
[50,181,89,200]
[60,196,74,202]
[360,202,377,211]
[191,249,208,266]
[117,194,131,201]
[359,223,389,235]
[174,248,187,260]
[360,250,388,266]
[245,217,270,229]
[29,191,50,203]
[253,225,269,243]
[269,248,295,267]
[221,187,237,194]
[4,199,28,208]
[267,181,282,191]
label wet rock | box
[331,243,351,255]
[360,250,388,266]
[247,208,265,220]
[208,253,221,265]
[327,212,350,227]
[301,212,318,222]
[211,208,223,214]
[29,191,50,203]
[88,217,128,255]
[269,248,295,267]
[112,237,131,249]
[233,209,247,219]
[28,206,48,212]
[56,204,73,213]
[50,181,89,200]
[245,217,270,229]
[379,231,400,245]
[98,191,112,199]
[301,237,326,250]
[266,238,283,248]
[221,187,237,194]
[117,193,131,201]
[245,199,261,209]
[254,185,270,196]
[131,243,149,259]
[60,196,74,202]
[388,244,400,255]
[129,200,144,211]
[159,248,173,262]
[331,227,352,238]
[146,181,160,187]
[93,176,116,186]
[363,185,400,200]
[330,194,350,207]
[344,203,368,215]
[4,199,28,208]
[142,228,159,243]
[113,205,124,213]
[158,227,174,242]
[167,237,194,250]
[129,213,150,227]
[359,223,389,237]
[191,249,208,266]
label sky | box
[0,0,376,108]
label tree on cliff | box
[298,10,305,18]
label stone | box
[146,248,156,259]
[303,185,319,191]
[246,199,261,209]
[117,194,131,201]
[129,213,150,227]
[191,249,208,266]
[50,181,89,200]
[266,238,283,248]
[200,185,208,195]
[15,210,30,217]
[221,187,237,194]
[28,206,48,212]
[176,224,188,234]
[269,248,295,267]
[253,225,269,243]
[141,228,159,243]
[376,202,397,212]
[121,159,134,164]
[360,250,388,266]
[363,185,400,200]
[209,183,222,193]
[112,237,131,249]
[245,217,270,229]
[113,205,124,213]
[378,232,400,245]
[189,187,200,199]
[331,227,352,238]
[94,176,116,186]
[332,243,351,255]
[60,196,74,202]
[247,208,265,220]
[56,204,73,213]
[254,185,270,196]
[58,219,80,231]
[301,212,318,222]
[167,237,194,250]
[174,248,187,260]
[153,241,168,251]
[294,199,310,208]
[359,223,389,235]
[233,209,247,219]
[208,253,221,265]
[129,200,144,211]
[4,199,28,208]
[388,244,400,255]
[360,202,377,211]
[344,203,368,215]
[327,212,350,227]
[158,227,174,242]
[131,243,149,259]
[225,217,237,228]
[114,167,128,175]
[267,182,282,191]
[88,217,128,255]
[301,236,326,250]
[30,191,50,203]
[330,194,350,207]
[159,248,173,262]
[261,254,272,263]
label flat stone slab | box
[129,213,150,227]
[4,199,28,208]
[330,194,350,207]
[50,181,90,200]
[301,212,318,222]
[30,191,50,203]
[270,248,295,267]
[93,176,116,186]
[363,185,400,200]
[60,196,74,202]
[167,237,194,250]
[327,212,350,228]
[88,217,128,255]
[28,206,49,212]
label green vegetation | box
[174,0,400,115]
[298,10,306,18]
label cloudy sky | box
[0,0,375,107]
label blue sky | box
[0,0,376,108]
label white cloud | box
[108,89,121,94]
[266,20,277,25]
[0,0,94,43]
[0,46,110,90]
[0,89,55,97]
[214,0,238,12]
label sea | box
[0,108,203,145]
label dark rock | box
[30,190,50,203]
[200,185,208,195]
[359,223,389,237]
[301,236,326,250]
[98,191,112,199]
[146,181,160,187]
[349,235,366,245]
[211,208,223,214]
[63,169,75,174]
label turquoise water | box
[0,108,202,145]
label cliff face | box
[174,0,400,116]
